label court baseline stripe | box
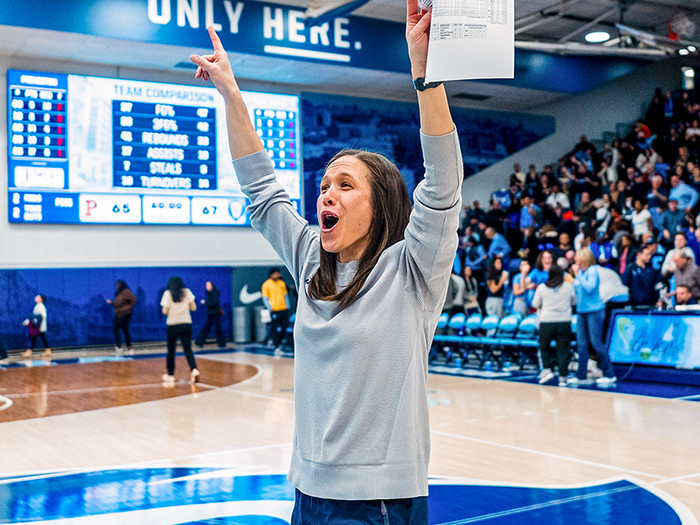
[431,430,664,480]
[218,388,295,405]
[652,472,700,485]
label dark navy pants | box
[291,489,428,525]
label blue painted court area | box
[0,470,690,524]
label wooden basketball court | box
[0,348,698,523]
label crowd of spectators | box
[449,87,700,318]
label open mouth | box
[321,211,339,232]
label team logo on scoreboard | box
[228,198,246,220]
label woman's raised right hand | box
[190,26,239,99]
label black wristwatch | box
[413,77,443,91]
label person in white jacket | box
[21,294,51,357]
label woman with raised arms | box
[190,0,463,521]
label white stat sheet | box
[425,0,515,82]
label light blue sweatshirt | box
[232,130,462,500]
[574,265,605,313]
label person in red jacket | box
[107,280,137,354]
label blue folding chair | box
[474,314,500,369]
[515,314,539,369]
[429,313,451,363]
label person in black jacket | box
[195,281,226,348]
[621,246,661,308]
[107,280,137,354]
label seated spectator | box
[685,119,700,153]
[660,198,686,247]
[464,235,487,280]
[589,231,618,269]
[574,225,595,251]
[570,135,597,157]
[593,198,611,234]
[509,174,523,196]
[661,233,696,277]
[511,259,532,317]
[630,171,651,203]
[609,180,629,210]
[573,192,596,227]
[528,250,554,290]
[524,165,540,196]
[443,271,466,318]
[646,238,666,271]
[669,174,699,213]
[519,195,541,232]
[622,245,661,308]
[519,226,540,266]
[545,184,570,210]
[636,149,658,177]
[690,166,700,195]
[598,159,617,186]
[485,227,511,270]
[646,174,668,227]
[629,199,653,241]
[466,200,486,224]
[485,257,509,318]
[484,198,508,230]
[673,251,700,301]
[654,154,670,179]
[463,266,480,316]
[552,232,572,260]
[675,284,698,307]
[512,162,526,186]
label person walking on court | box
[190,1,461,521]
[21,294,50,358]
[160,276,199,384]
[195,281,226,349]
[261,268,290,351]
[571,248,618,387]
[532,264,576,387]
[107,280,137,354]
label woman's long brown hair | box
[307,149,413,309]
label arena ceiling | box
[0,0,698,111]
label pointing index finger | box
[208,25,225,51]
[406,0,419,19]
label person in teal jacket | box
[572,248,617,386]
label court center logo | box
[0,469,695,524]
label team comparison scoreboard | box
[7,70,302,225]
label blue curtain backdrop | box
[0,267,232,349]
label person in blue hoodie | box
[571,248,617,387]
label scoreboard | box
[7,70,302,226]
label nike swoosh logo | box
[239,284,262,305]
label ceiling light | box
[585,31,610,43]
[688,45,697,53]
[679,48,690,56]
